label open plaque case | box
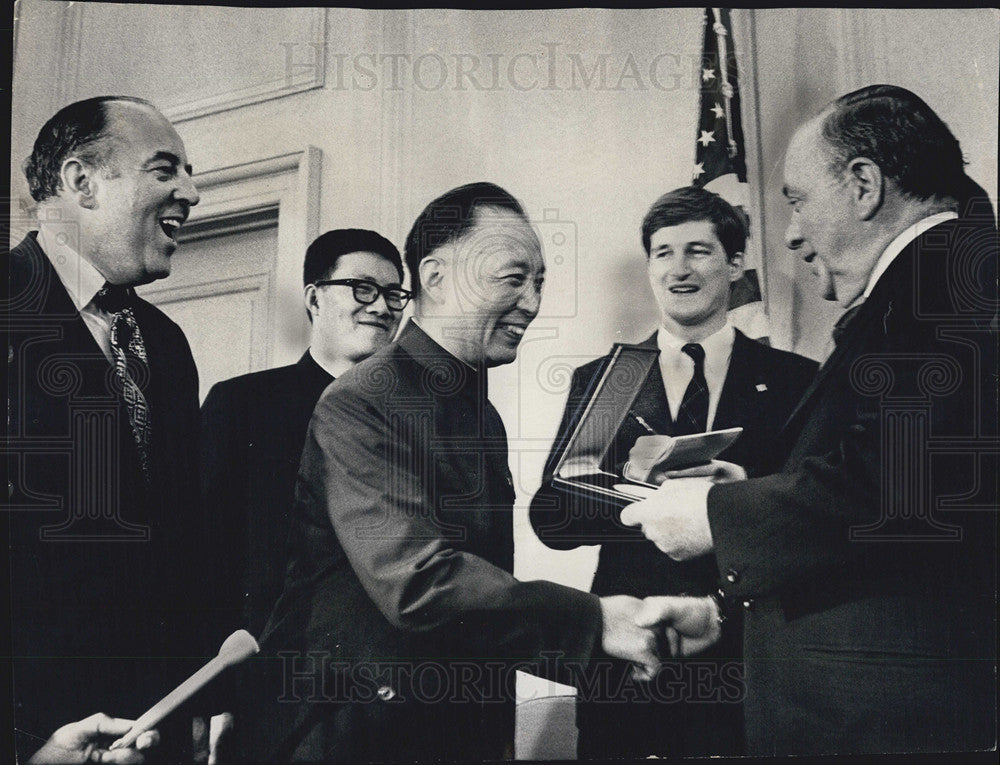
[552,344,661,506]
[552,343,742,506]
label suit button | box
[725,569,739,584]
[377,685,396,701]
[742,599,755,610]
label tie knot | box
[94,282,134,313]
[681,342,705,367]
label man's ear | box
[846,156,883,221]
[418,254,446,304]
[728,251,746,283]
[60,157,99,210]
[304,284,320,319]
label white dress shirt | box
[36,226,115,361]
[657,322,735,430]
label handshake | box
[598,594,723,680]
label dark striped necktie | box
[673,342,708,436]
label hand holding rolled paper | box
[29,714,159,764]
[109,630,259,752]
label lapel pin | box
[756,383,768,392]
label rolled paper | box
[109,630,259,751]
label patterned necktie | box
[95,283,153,483]
[673,343,709,436]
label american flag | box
[693,7,769,343]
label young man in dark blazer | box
[6,96,205,761]
[529,186,817,759]
[200,228,407,641]
[253,183,664,763]
[623,85,997,755]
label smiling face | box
[434,206,545,367]
[306,250,404,371]
[647,219,743,340]
[81,101,199,286]
[782,119,870,305]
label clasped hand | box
[599,594,722,680]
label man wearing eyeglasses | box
[200,229,408,642]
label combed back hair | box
[403,182,527,300]
[24,96,155,203]
[820,85,967,203]
[641,185,747,260]
[302,228,404,286]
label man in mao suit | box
[5,96,207,761]
[200,229,407,641]
[254,183,663,763]
[623,85,998,755]
[529,186,816,758]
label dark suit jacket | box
[252,321,602,763]
[200,352,333,639]
[708,217,998,755]
[529,329,816,758]
[5,233,208,760]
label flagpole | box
[712,8,738,159]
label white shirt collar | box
[863,211,958,300]
[656,321,734,358]
[655,322,735,429]
[36,225,108,312]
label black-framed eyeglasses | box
[313,278,412,311]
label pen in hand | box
[624,412,665,483]
[628,410,660,435]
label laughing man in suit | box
[529,185,816,759]
[6,96,204,761]
[622,85,997,755]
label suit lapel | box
[631,332,671,433]
[780,296,882,438]
[633,362,671,434]
[713,330,757,431]
[19,234,112,363]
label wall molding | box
[377,10,416,246]
[141,272,270,307]
[149,147,322,369]
[733,9,791,349]
[835,9,890,93]
[162,7,327,124]
[142,273,272,380]
[54,1,84,112]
